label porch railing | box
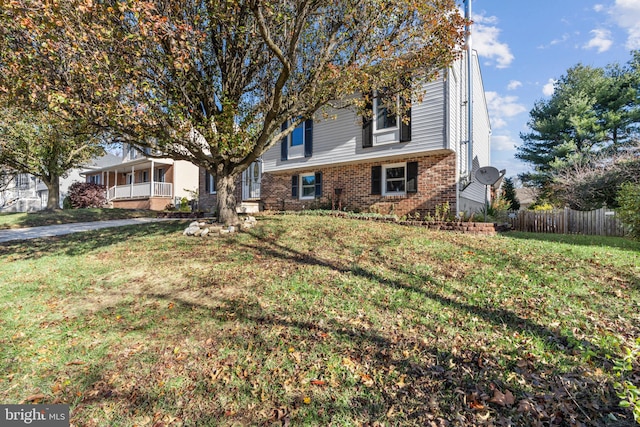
[107,182,172,200]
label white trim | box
[373,94,400,133]
[299,173,315,200]
[288,122,305,159]
[208,173,216,194]
[372,94,400,145]
[382,162,407,196]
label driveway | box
[0,217,180,244]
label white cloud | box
[593,4,605,13]
[542,79,556,97]
[472,13,514,69]
[491,134,517,152]
[583,29,613,52]
[485,91,527,130]
[507,80,522,91]
[607,0,640,49]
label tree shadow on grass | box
[65,286,627,426]
[238,229,610,359]
[0,221,186,261]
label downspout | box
[465,0,473,181]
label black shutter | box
[304,119,313,157]
[205,171,210,193]
[400,98,411,142]
[400,76,412,142]
[406,162,418,193]
[291,175,299,198]
[314,171,322,197]
[280,122,288,161]
[362,92,373,148]
[371,165,382,195]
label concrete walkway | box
[0,217,180,244]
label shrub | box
[62,196,73,210]
[617,182,640,239]
[67,182,107,209]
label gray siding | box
[262,78,449,173]
[460,51,492,208]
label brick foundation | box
[261,152,458,218]
[112,197,172,211]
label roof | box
[85,153,121,169]
[515,187,538,205]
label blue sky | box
[469,0,640,181]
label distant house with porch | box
[82,145,199,210]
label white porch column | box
[150,160,155,197]
[130,166,134,198]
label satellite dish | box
[475,166,501,185]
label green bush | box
[617,182,640,239]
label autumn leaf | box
[359,373,374,387]
[489,388,515,407]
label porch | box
[108,182,173,200]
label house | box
[514,187,538,210]
[199,50,491,218]
[0,172,42,212]
[83,145,199,210]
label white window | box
[300,173,315,199]
[373,92,398,132]
[142,170,149,182]
[126,173,134,184]
[288,122,305,159]
[89,175,101,184]
[16,174,30,188]
[383,163,406,196]
[208,173,215,194]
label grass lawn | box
[0,208,159,230]
[0,215,638,426]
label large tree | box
[516,52,640,196]
[0,107,104,210]
[0,0,466,224]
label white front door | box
[242,161,261,200]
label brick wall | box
[261,152,458,217]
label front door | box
[242,161,261,200]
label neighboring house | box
[0,173,43,212]
[83,145,199,210]
[514,187,538,210]
[200,50,492,218]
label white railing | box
[107,182,173,200]
[154,182,172,197]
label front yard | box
[0,208,159,230]
[0,215,638,426]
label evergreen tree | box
[501,177,520,211]
[517,52,640,196]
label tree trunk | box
[45,175,61,210]
[216,173,240,225]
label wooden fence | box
[506,207,628,237]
